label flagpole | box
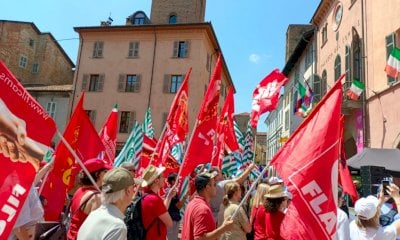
[148,122,168,167]
[56,130,101,192]
[176,118,200,182]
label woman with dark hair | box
[67,158,111,240]
[218,181,251,240]
[264,185,288,240]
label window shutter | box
[184,40,190,58]
[91,110,97,124]
[82,74,89,91]
[128,42,134,57]
[134,42,139,57]
[173,41,179,57]
[98,74,105,91]
[92,42,98,57]
[128,111,135,131]
[98,42,104,57]
[163,74,171,93]
[118,74,125,92]
[386,33,396,84]
[135,74,141,93]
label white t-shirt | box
[336,208,350,240]
[349,219,397,240]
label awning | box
[347,148,400,172]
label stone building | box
[72,0,234,149]
[0,20,75,137]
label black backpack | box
[125,193,158,240]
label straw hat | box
[264,185,288,199]
[141,165,166,187]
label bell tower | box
[150,0,206,24]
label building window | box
[118,74,141,92]
[133,13,145,25]
[128,42,139,58]
[345,46,351,89]
[29,39,34,47]
[119,111,135,133]
[82,74,104,92]
[170,75,183,93]
[334,55,341,81]
[31,63,39,73]
[46,102,56,118]
[86,110,97,124]
[173,41,189,58]
[19,55,27,68]
[284,110,289,131]
[169,14,177,24]
[92,41,104,58]
[321,70,327,96]
[386,33,396,84]
[305,47,313,70]
[322,23,328,46]
[313,75,321,103]
[352,30,362,84]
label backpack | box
[125,193,158,240]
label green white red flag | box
[0,61,56,238]
[99,104,118,164]
[180,55,222,177]
[271,74,344,239]
[346,79,365,100]
[385,47,400,78]
[41,92,105,221]
[295,80,313,117]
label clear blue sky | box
[3,0,320,129]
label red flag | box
[211,86,238,167]
[250,69,288,128]
[41,92,105,221]
[0,61,56,237]
[339,116,359,203]
[180,54,222,177]
[158,68,190,164]
[137,135,179,177]
[99,104,118,164]
[271,75,344,239]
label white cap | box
[355,196,379,220]
[269,177,283,185]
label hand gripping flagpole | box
[57,130,101,192]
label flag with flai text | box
[99,104,118,164]
[271,75,344,239]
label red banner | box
[41,92,105,221]
[180,54,222,177]
[0,61,56,237]
[271,78,343,239]
[99,104,118,164]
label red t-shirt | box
[181,195,216,240]
[141,191,168,240]
[265,210,285,240]
[251,205,267,240]
[67,186,98,240]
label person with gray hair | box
[77,168,136,240]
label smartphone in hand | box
[382,179,390,196]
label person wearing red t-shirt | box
[250,183,270,240]
[263,185,288,240]
[141,164,177,240]
[181,171,233,240]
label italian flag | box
[346,79,365,100]
[295,81,313,117]
[385,47,400,78]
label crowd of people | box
[9,158,400,240]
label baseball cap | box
[355,195,379,220]
[194,171,218,191]
[102,168,135,193]
[84,158,112,173]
